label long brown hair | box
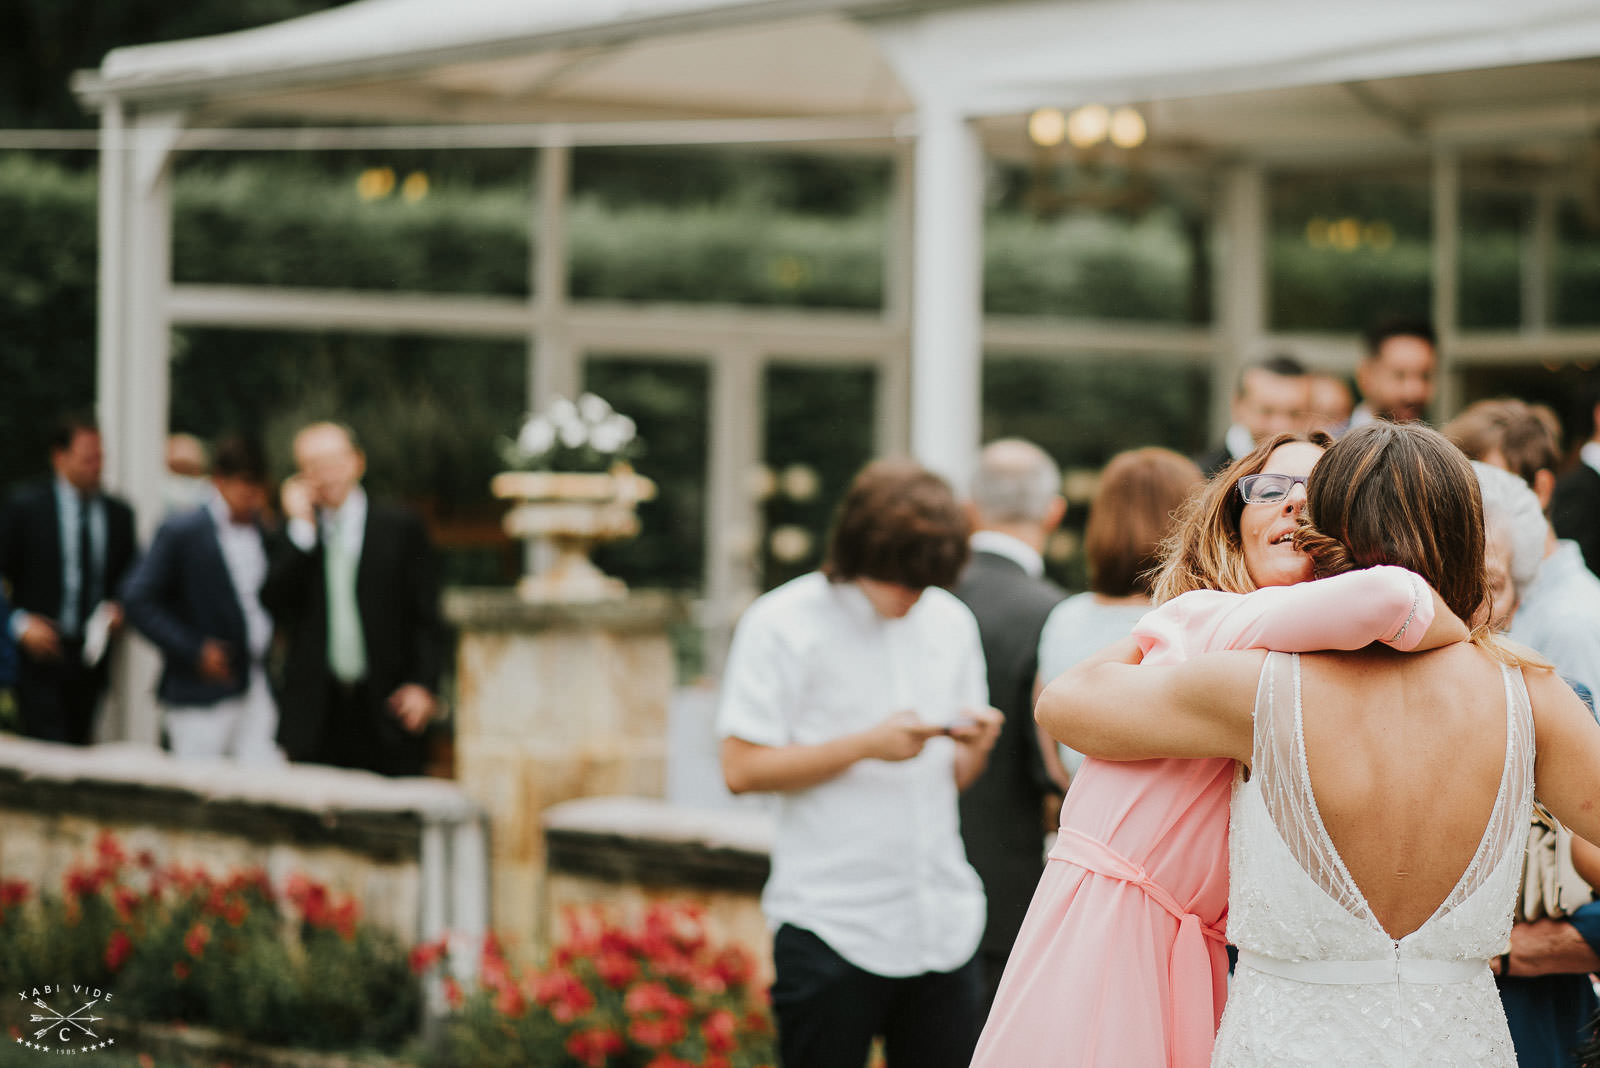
[1151,431,1331,603]
[1292,423,1486,622]
[1085,448,1204,598]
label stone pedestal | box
[442,589,683,958]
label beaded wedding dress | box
[1213,652,1534,1067]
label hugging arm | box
[1181,566,1465,654]
[1036,642,1260,764]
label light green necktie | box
[324,512,368,682]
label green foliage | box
[0,833,420,1054]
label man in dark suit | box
[951,438,1067,1010]
[0,415,137,745]
[261,422,444,776]
[1553,380,1600,579]
[122,436,282,763]
[1195,354,1310,477]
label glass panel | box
[759,364,878,591]
[173,150,533,295]
[1457,184,1526,331]
[985,162,1213,323]
[1268,169,1431,332]
[982,353,1212,588]
[568,147,890,309]
[1555,200,1600,328]
[585,357,710,593]
[1456,359,1600,455]
[170,328,526,587]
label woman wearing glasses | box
[1039,422,1600,1066]
[972,431,1467,1068]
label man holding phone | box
[719,458,1002,1068]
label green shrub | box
[0,833,420,1053]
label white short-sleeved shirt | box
[1511,539,1600,701]
[716,572,988,977]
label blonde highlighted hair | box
[1151,431,1331,604]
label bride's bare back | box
[1298,643,1511,939]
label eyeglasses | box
[1237,473,1308,504]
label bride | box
[1040,422,1600,1066]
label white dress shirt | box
[207,493,272,661]
[717,572,988,977]
[970,529,1044,578]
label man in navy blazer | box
[122,437,283,764]
[0,415,137,745]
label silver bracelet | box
[1385,575,1420,645]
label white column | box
[1522,181,1557,334]
[1432,150,1461,417]
[909,105,983,486]
[101,106,184,747]
[703,345,763,678]
[526,142,575,577]
[530,141,577,409]
[1213,164,1266,440]
[878,140,914,456]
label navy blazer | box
[121,505,259,707]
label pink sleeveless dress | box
[970,567,1435,1068]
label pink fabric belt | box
[1054,828,1226,1068]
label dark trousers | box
[315,677,426,777]
[770,924,983,1068]
[15,643,101,746]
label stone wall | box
[0,737,487,949]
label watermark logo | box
[13,985,116,1056]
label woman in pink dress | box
[971,431,1468,1068]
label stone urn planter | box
[491,466,657,602]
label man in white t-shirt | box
[718,458,1002,1068]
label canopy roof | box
[75,0,1600,165]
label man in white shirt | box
[123,436,283,764]
[1195,354,1310,477]
[719,458,1002,1068]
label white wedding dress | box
[1213,652,1534,1067]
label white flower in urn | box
[501,392,645,473]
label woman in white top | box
[1041,422,1600,1067]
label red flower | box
[628,1014,687,1049]
[532,969,594,1024]
[644,1056,697,1068]
[704,1008,739,1054]
[565,1027,625,1068]
[624,981,690,1019]
[104,931,133,973]
[0,879,31,910]
[112,886,141,922]
[442,976,463,1009]
[408,937,449,975]
[94,832,127,871]
[707,945,755,988]
[184,922,211,959]
[492,983,526,1018]
[173,961,191,981]
[595,950,640,989]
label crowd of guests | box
[716,314,1600,1067]
[0,418,445,777]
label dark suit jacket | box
[121,506,258,707]
[1552,462,1600,579]
[260,499,444,764]
[0,478,136,673]
[951,548,1066,960]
